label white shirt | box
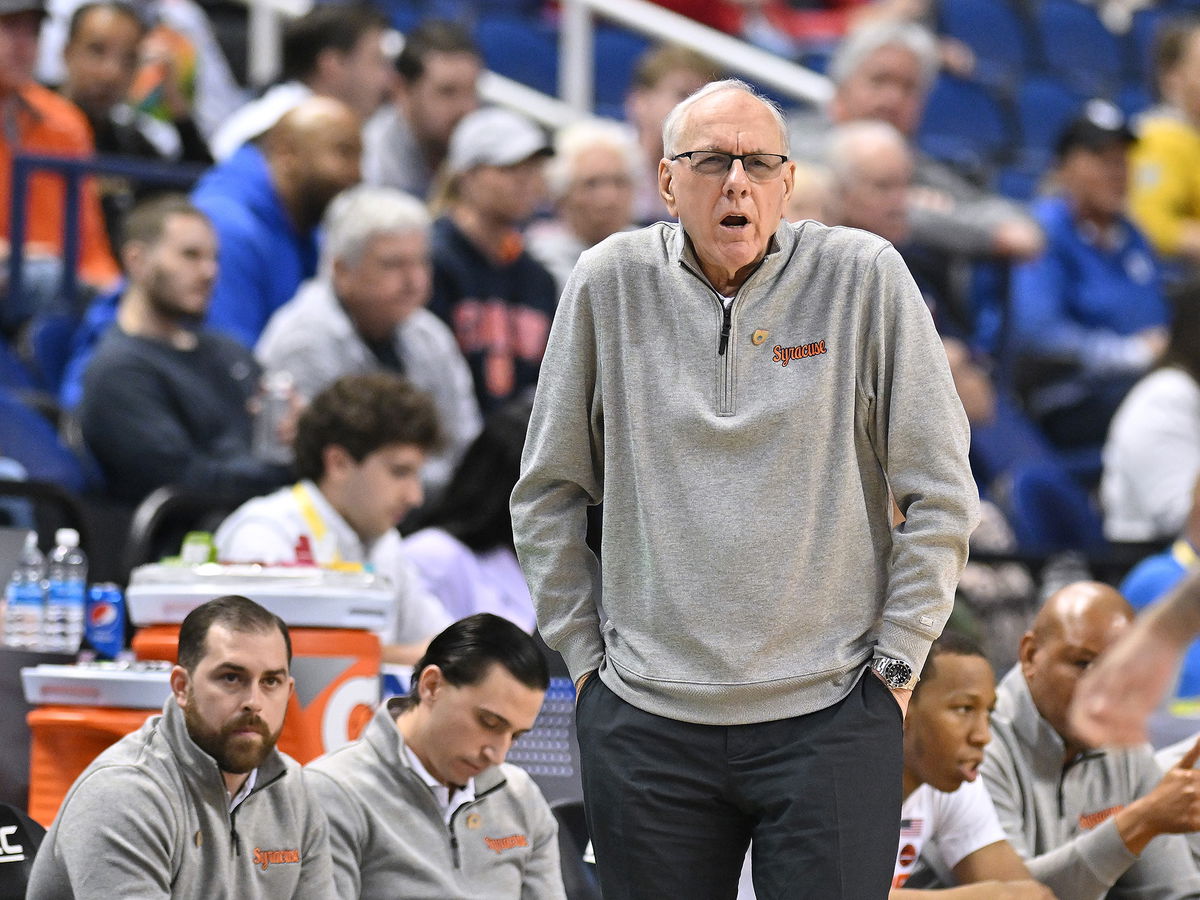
[893,779,1007,888]
[402,742,476,825]
[213,481,453,645]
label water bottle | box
[252,371,295,465]
[43,528,88,654]
[4,532,45,649]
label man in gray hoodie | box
[305,613,565,899]
[28,594,334,899]
[511,78,979,898]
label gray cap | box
[446,106,551,175]
[0,0,45,16]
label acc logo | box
[466,813,482,830]
[751,329,769,346]
[896,843,918,867]
[484,834,529,854]
[253,847,301,871]
[0,825,25,862]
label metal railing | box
[558,0,832,115]
[7,154,205,313]
[233,0,831,126]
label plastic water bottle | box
[4,532,46,649]
[43,528,88,654]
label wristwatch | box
[871,656,917,691]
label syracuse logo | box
[253,847,301,871]
[484,833,530,854]
[772,340,827,367]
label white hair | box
[660,78,790,160]
[828,21,939,92]
[321,185,431,272]
[544,117,641,200]
[825,119,910,186]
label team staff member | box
[305,613,565,899]
[28,595,334,898]
[512,79,978,898]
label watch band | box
[871,655,917,691]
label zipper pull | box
[718,303,732,356]
[450,831,461,868]
[231,824,240,855]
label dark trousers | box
[575,672,903,900]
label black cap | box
[0,0,45,16]
[1055,99,1135,159]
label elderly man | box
[28,595,334,898]
[795,20,1042,264]
[982,582,1200,899]
[511,79,978,898]
[528,117,640,293]
[256,185,480,495]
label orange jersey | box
[1,83,120,287]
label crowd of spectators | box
[9,0,1200,895]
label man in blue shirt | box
[1010,101,1169,449]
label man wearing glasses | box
[512,80,978,899]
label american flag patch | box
[900,819,923,837]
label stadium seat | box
[938,0,1030,89]
[917,73,1013,173]
[1033,0,1123,96]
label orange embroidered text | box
[253,847,301,871]
[1078,806,1124,830]
[772,340,827,367]
[484,833,529,854]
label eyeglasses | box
[671,150,789,182]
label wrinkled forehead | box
[676,90,788,153]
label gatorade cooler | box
[127,563,388,763]
[21,661,172,827]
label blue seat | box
[0,336,36,391]
[594,26,652,118]
[917,74,1013,172]
[938,0,1030,89]
[1126,7,1169,85]
[24,313,79,395]
[0,387,87,493]
[1014,74,1085,167]
[1033,0,1123,96]
[475,15,558,96]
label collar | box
[291,480,372,568]
[160,698,287,803]
[229,767,258,811]
[402,741,476,823]
[368,697,507,798]
[668,219,794,295]
[996,667,1105,767]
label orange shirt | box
[1,82,120,287]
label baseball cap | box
[0,0,45,16]
[1055,99,1135,159]
[445,107,552,175]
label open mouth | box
[720,214,749,228]
[957,759,982,782]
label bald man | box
[192,96,363,346]
[981,582,1200,899]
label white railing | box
[559,0,833,114]
[237,0,832,128]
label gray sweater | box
[27,699,333,899]
[982,667,1200,899]
[305,699,565,899]
[511,220,978,725]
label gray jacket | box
[305,698,565,899]
[255,277,482,494]
[982,667,1200,899]
[511,220,978,725]
[27,699,333,899]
